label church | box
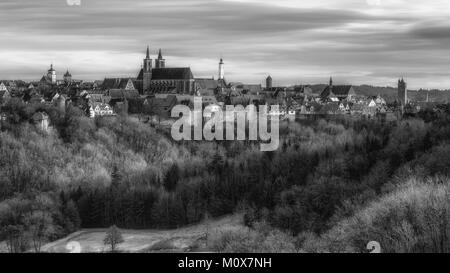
[135,46,195,95]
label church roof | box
[102,78,134,90]
[40,75,53,84]
[321,85,354,98]
[147,86,177,93]
[107,89,140,100]
[136,68,194,81]
[153,68,194,80]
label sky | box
[1,0,450,89]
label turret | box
[218,58,225,80]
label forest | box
[0,97,450,253]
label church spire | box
[155,48,165,68]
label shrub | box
[305,176,450,253]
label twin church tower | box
[139,46,225,94]
[142,46,167,92]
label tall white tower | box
[48,64,56,84]
[218,58,225,80]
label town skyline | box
[2,0,450,89]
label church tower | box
[143,46,152,93]
[329,76,333,94]
[64,69,72,83]
[398,78,407,106]
[218,58,225,80]
[266,75,273,89]
[48,64,56,84]
[155,49,166,69]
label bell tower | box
[218,58,225,80]
[143,45,152,93]
[155,49,166,69]
[398,78,407,106]
[48,64,56,84]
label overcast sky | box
[1,0,450,88]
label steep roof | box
[152,68,194,80]
[148,86,177,93]
[319,102,340,114]
[196,78,219,90]
[102,78,135,90]
[107,89,140,100]
[321,85,354,98]
[137,68,194,80]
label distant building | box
[40,64,57,85]
[92,102,114,117]
[398,78,408,106]
[195,78,221,96]
[143,94,178,118]
[155,49,166,69]
[0,84,11,105]
[106,89,140,105]
[135,46,195,95]
[64,69,72,83]
[218,58,225,81]
[0,82,8,92]
[320,77,356,102]
[32,112,50,132]
[266,75,273,89]
[102,78,136,91]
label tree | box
[164,164,180,192]
[25,211,55,253]
[103,225,124,252]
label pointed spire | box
[146,45,150,59]
[158,48,163,59]
[329,76,333,87]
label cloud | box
[0,0,450,88]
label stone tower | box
[398,78,407,106]
[218,58,225,80]
[48,64,56,84]
[64,69,72,83]
[143,46,152,93]
[155,49,166,69]
[266,75,273,89]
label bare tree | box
[103,225,124,252]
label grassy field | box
[39,214,245,253]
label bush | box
[211,222,296,253]
[305,176,450,253]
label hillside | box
[310,84,450,103]
[40,214,245,253]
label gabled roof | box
[148,86,177,94]
[107,89,140,100]
[196,78,219,90]
[40,76,53,84]
[319,102,340,114]
[146,95,178,110]
[321,85,354,98]
[0,90,10,99]
[102,78,135,90]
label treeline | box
[1,97,450,252]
